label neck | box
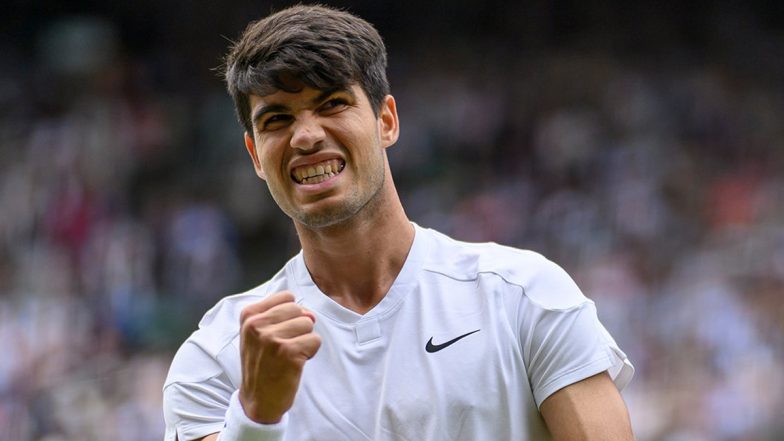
[294,173,414,315]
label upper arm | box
[191,434,219,441]
[539,371,635,441]
[163,379,231,440]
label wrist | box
[239,390,284,424]
[218,390,288,441]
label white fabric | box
[163,224,634,441]
[216,391,287,441]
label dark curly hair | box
[224,4,390,134]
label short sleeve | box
[524,301,633,408]
[514,257,634,408]
[163,340,235,441]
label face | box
[244,84,399,229]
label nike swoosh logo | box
[425,329,480,353]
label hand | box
[238,291,321,424]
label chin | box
[289,177,385,229]
[293,205,358,229]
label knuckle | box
[240,319,256,338]
[242,322,278,346]
[256,327,278,345]
[296,315,315,331]
[274,290,296,302]
[310,334,322,350]
[239,306,254,325]
[275,343,299,362]
[269,302,297,316]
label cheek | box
[345,122,381,154]
[258,141,288,180]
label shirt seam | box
[422,268,592,313]
[163,371,228,391]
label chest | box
[288,281,544,440]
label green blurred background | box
[1,0,782,439]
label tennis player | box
[163,4,635,440]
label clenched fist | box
[238,291,321,424]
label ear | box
[378,95,400,149]
[244,132,266,180]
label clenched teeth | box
[293,159,345,184]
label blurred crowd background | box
[1,1,782,440]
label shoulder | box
[164,263,295,386]
[196,285,269,351]
[420,227,588,310]
[162,284,264,388]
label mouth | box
[291,159,346,185]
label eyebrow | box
[251,87,355,125]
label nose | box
[290,113,326,151]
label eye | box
[320,98,348,113]
[261,114,292,131]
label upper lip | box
[288,152,345,174]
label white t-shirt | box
[163,224,633,441]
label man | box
[163,4,635,440]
